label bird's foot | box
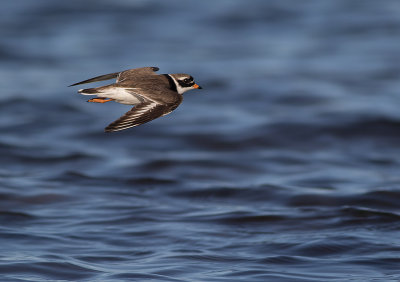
[87,98,114,103]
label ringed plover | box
[70,67,202,132]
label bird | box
[69,67,202,132]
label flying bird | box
[70,67,202,132]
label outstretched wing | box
[69,72,120,87]
[116,67,159,82]
[69,67,159,87]
[104,99,179,132]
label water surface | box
[1,1,400,281]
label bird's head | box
[169,73,202,94]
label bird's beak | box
[193,84,202,89]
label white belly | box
[99,88,142,105]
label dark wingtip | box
[104,126,117,133]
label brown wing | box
[69,72,120,87]
[104,99,180,132]
[116,67,159,83]
[69,67,159,87]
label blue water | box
[1,1,400,281]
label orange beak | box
[193,84,202,89]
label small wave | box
[340,206,400,222]
[0,210,34,221]
[0,261,101,281]
[289,190,400,211]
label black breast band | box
[162,74,177,92]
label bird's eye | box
[183,78,190,83]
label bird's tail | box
[78,88,101,95]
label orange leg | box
[87,98,114,103]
